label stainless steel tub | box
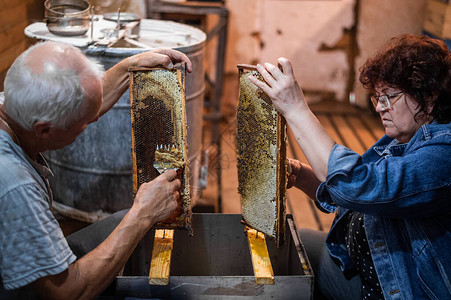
[100,214,314,299]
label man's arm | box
[99,48,192,117]
[30,171,180,300]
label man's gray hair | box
[3,42,104,130]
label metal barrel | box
[45,19,206,214]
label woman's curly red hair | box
[359,34,451,123]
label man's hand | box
[100,48,192,117]
[126,48,192,73]
[151,48,193,72]
[132,169,180,228]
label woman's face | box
[374,84,429,143]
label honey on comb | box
[129,65,191,233]
[236,65,287,246]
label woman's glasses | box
[370,91,404,110]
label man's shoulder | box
[0,133,40,193]
[0,130,26,164]
[0,158,37,198]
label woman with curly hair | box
[250,34,451,299]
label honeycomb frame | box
[129,64,192,233]
[236,64,287,247]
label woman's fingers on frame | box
[264,62,281,75]
[277,57,293,75]
[263,62,283,80]
[248,75,269,92]
[256,63,276,86]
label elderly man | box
[0,41,192,299]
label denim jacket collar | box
[373,139,404,157]
[372,121,437,158]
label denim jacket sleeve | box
[316,123,451,218]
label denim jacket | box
[316,121,451,299]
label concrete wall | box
[90,0,147,16]
[1,0,430,107]
[224,0,428,106]
[353,0,428,107]
[226,0,354,102]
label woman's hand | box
[248,57,307,118]
[249,57,336,182]
[287,158,303,189]
[286,158,322,200]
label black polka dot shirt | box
[345,211,384,299]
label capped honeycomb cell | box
[236,64,287,246]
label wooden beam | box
[317,114,344,145]
[245,226,274,285]
[0,4,27,31]
[346,115,379,149]
[0,20,28,54]
[149,229,174,285]
[360,115,386,141]
[423,0,451,40]
[331,115,366,155]
[0,40,27,74]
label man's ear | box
[33,121,53,139]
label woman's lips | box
[381,118,392,126]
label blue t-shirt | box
[0,130,76,290]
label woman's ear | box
[423,96,437,123]
[426,101,435,115]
